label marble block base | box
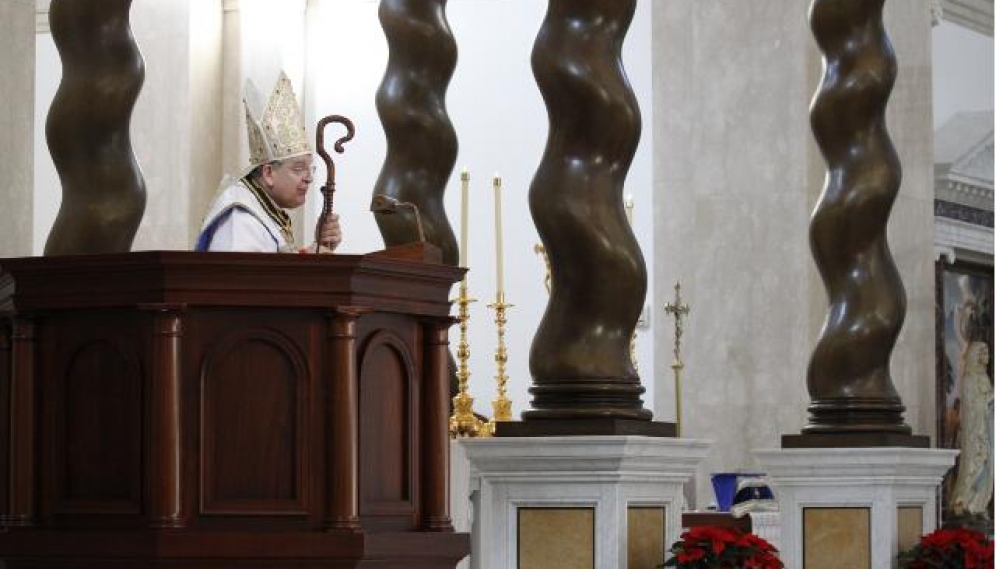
[755,448,957,569]
[461,436,711,569]
[747,511,782,552]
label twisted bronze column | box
[373,0,458,265]
[499,0,670,437]
[784,0,926,447]
[44,0,146,255]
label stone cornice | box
[936,179,995,211]
[940,0,994,36]
[935,216,995,263]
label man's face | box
[262,155,314,209]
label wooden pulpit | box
[0,250,468,568]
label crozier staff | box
[196,71,342,253]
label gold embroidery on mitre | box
[244,72,312,170]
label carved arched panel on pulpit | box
[53,338,143,517]
[358,327,418,530]
[199,329,310,517]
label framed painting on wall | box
[935,260,994,518]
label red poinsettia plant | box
[662,526,784,569]
[898,528,994,569]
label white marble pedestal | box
[460,436,711,569]
[755,448,957,569]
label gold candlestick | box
[663,282,690,437]
[449,278,489,438]
[487,291,513,433]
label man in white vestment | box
[196,72,341,253]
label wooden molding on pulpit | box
[0,251,468,568]
[681,512,752,533]
[368,241,444,264]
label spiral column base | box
[784,398,928,447]
[497,417,674,438]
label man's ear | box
[260,163,276,187]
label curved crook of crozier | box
[44,0,147,255]
[804,0,911,434]
[524,0,649,420]
[373,0,459,266]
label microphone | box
[370,195,426,243]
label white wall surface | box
[932,20,995,129]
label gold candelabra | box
[487,292,513,433]
[449,277,490,438]
[663,282,690,437]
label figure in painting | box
[949,340,994,520]
[196,72,341,253]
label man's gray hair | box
[247,160,283,181]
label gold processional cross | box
[663,282,690,437]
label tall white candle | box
[460,168,469,268]
[493,175,504,294]
[625,194,635,226]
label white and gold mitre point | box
[244,71,312,171]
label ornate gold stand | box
[487,292,513,433]
[449,278,489,438]
[664,282,690,437]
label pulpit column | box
[4,318,36,527]
[422,318,455,532]
[325,307,365,532]
[145,305,185,528]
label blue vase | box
[710,473,739,512]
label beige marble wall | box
[652,0,936,506]
[188,0,225,246]
[0,0,35,257]
[130,0,225,251]
[885,0,937,440]
[129,0,194,251]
